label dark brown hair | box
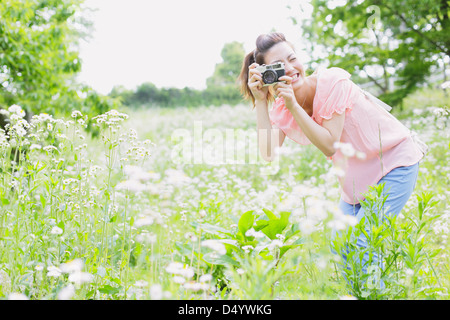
[238,32,292,108]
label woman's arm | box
[275,76,345,157]
[288,104,344,157]
[247,63,286,162]
[255,99,286,162]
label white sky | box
[76,0,312,94]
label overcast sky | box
[76,0,312,94]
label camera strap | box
[359,88,392,112]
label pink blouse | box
[269,67,423,205]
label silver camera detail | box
[256,62,286,86]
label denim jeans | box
[335,162,420,286]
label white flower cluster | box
[0,129,10,150]
[333,142,366,159]
[129,281,171,300]
[134,209,163,228]
[441,81,450,90]
[183,274,213,292]
[327,208,358,231]
[201,239,227,255]
[92,109,129,128]
[39,259,94,299]
[4,105,30,139]
[165,262,195,285]
[165,262,213,292]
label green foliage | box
[296,0,450,106]
[174,209,304,295]
[0,0,119,129]
[206,41,245,88]
[332,183,445,299]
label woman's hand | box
[248,63,269,102]
[274,76,298,110]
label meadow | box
[0,87,449,300]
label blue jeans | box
[336,162,420,285]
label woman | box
[238,32,425,278]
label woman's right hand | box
[248,63,269,102]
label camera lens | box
[262,70,278,84]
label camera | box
[256,62,286,85]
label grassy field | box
[0,88,449,300]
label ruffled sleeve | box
[269,97,311,145]
[312,67,356,126]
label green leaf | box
[256,211,291,240]
[262,208,277,220]
[254,220,269,231]
[39,194,46,208]
[1,197,10,205]
[238,210,254,236]
[57,221,65,230]
[98,285,121,295]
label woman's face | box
[263,41,306,90]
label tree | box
[204,41,245,106]
[295,0,450,106]
[0,0,117,123]
[206,41,246,88]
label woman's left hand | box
[274,76,298,110]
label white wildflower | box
[47,266,62,277]
[134,217,154,228]
[68,271,94,285]
[245,228,265,238]
[330,166,345,177]
[441,81,450,89]
[35,264,44,271]
[172,276,185,284]
[165,262,194,279]
[184,281,209,292]
[405,268,414,276]
[8,292,29,300]
[134,280,148,288]
[356,151,367,160]
[60,259,84,274]
[50,226,63,235]
[150,284,163,300]
[335,142,356,157]
[57,284,75,300]
[8,104,25,117]
[299,218,316,235]
[30,144,42,151]
[135,231,157,244]
[43,145,58,153]
[268,239,283,251]
[71,110,83,118]
[201,239,226,255]
[199,274,212,283]
[236,268,245,275]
